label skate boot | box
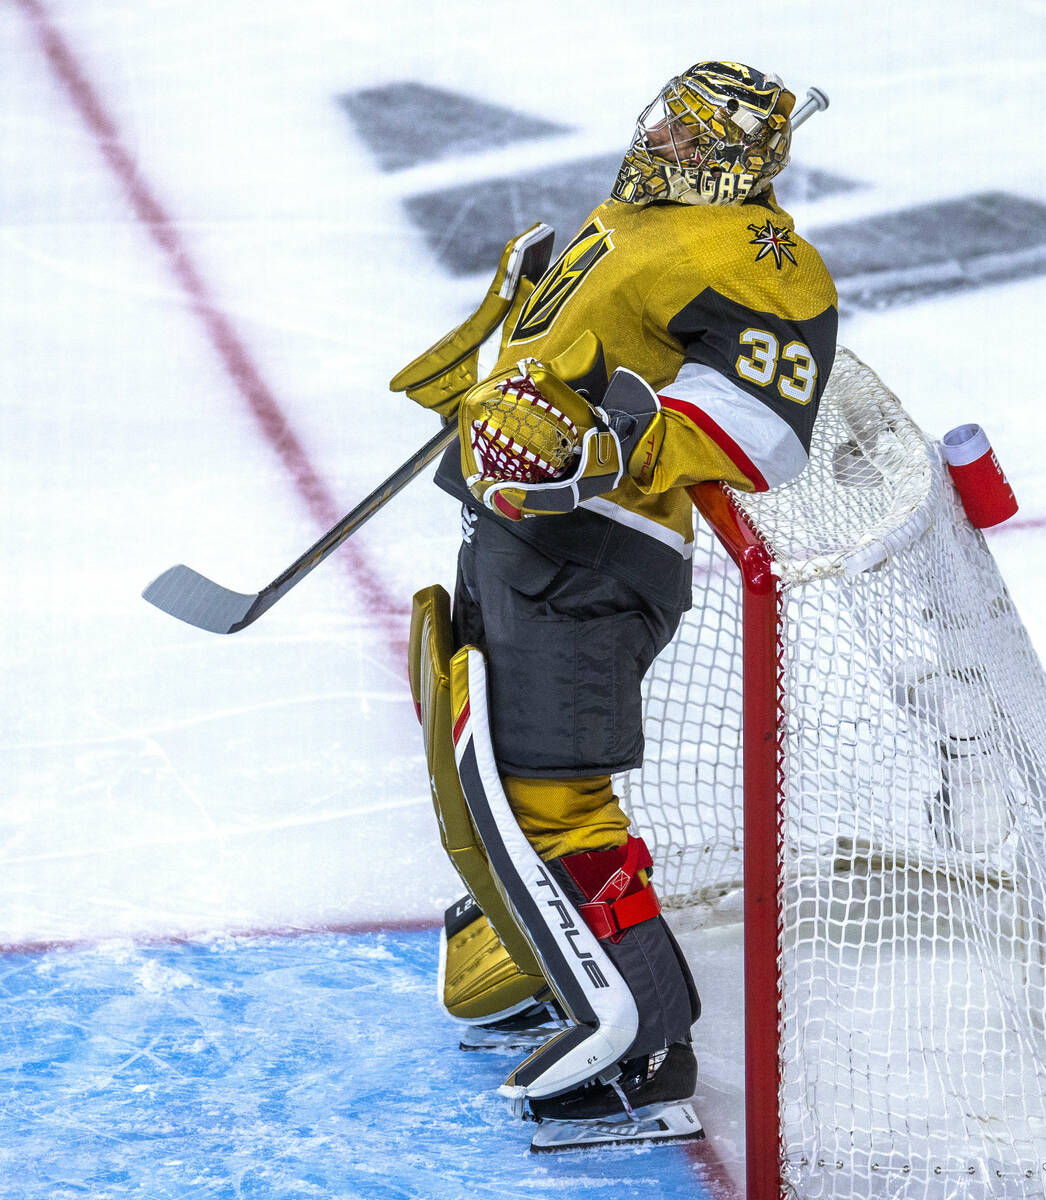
[527,1042,703,1152]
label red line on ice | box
[990,514,1046,533]
[17,0,408,647]
[685,1139,744,1200]
[0,917,441,958]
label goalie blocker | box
[447,641,701,1143]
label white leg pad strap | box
[451,645,639,1100]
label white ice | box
[2,0,1044,958]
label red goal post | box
[686,479,785,1200]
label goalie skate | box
[530,1098,705,1153]
[526,1042,703,1152]
[458,1000,568,1053]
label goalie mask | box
[612,61,795,207]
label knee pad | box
[408,585,547,1020]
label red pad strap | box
[560,836,660,942]
[579,886,662,941]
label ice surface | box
[2,0,1045,1193]
[0,929,719,1199]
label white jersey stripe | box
[660,360,809,489]
[579,495,695,557]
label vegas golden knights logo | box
[510,220,614,344]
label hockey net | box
[617,346,1046,1200]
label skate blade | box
[459,1023,567,1053]
[530,1099,705,1153]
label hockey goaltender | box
[394,60,838,1152]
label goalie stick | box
[143,421,457,634]
[142,88,829,635]
[790,86,829,129]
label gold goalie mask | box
[612,60,795,207]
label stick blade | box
[142,565,260,634]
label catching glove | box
[459,334,665,521]
[389,223,554,419]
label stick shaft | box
[268,421,457,597]
[142,421,458,633]
[790,86,829,131]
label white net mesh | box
[618,347,1046,1199]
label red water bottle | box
[941,424,1018,529]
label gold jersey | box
[435,190,838,608]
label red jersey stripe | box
[659,393,770,492]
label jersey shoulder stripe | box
[659,359,810,489]
[660,393,769,491]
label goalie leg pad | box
[408,586,547,1021]
[438,895,555,1025]
[549,842,700,1042]
[451,643,669,1101]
